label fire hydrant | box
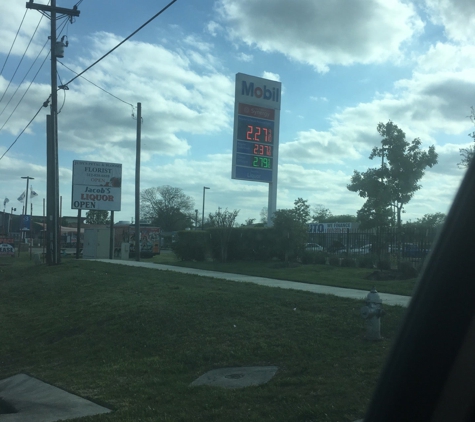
[360,288,384,340]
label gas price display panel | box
[233,103,276,182]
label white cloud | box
[206,21,223,37]
[217,0,424,72]
[261,71,280,82]
[50,32,235,158]
[0,2,50,59]
[236,52,253,62]
[425,0,475,44]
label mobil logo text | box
[241,80,280,103]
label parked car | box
[305,243,323,252]
[350,244,372,254]
[327,240,347,253]
[388,243,429,258]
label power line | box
[0,99,49,162]
[0,9,28,76]
[0,13,67,123]
[61,0,178,88]
[0,38,49,119]
[0,0,178,162]
[0,49,51,134]
[57,60,134,108]
[0,10,45,105]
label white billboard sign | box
[71,160,122,211]
[308,222,353,233]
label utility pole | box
[135,103,142,261]
[26,1,80,265]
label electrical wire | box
[0,0,178,161]
[0,9,28,76]
[56,69,67,114]
[0,50,51,133]
[0,10,45,105]
[0,98,49,162]
[57,60,134,109]
[0,15,69,129]
[0,38,49,119]
[61,0,178,88]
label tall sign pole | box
[26,1,80,265]
[231,73,282,226]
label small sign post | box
[71,160,122,259]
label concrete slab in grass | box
[190,366,278,389]
[0,373,111,421]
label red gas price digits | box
[246,125,272,143]
[253,144,272,156]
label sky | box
[1,0,475,226]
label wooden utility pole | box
[135,103,142,261]
[26,1,80,265]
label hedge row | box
[172,227,283,262]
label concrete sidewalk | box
[93,259,411,307]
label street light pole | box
[195,209,198,230]
[202,187,210,230]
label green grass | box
[0,256,407,421]
[147,252,417,296]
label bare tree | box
[208,208,239,262]
[141,185,194,231]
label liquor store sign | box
[71,160,122,211]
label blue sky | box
[1,0,474,225]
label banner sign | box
[308,222,353,233]
[71,160,122,211]
[0,238,15,256]
[21,215,31,230]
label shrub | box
[328,256,340,266]
[300,251,327,265]
[313,251,327,265]
[227,227,274,261]
[300,250,314,265]
[172,231,209,261]
[398,261,418,278]
[358,255,374,269]
[377,259,391,271]
[341,257,356,267]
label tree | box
[208,208,239,262]
[458,107,475,169]
[259,207,268,224]
[311,205,332,222]
[140,185,194,232]
[404,212,446,229]
[85,210,110,225]
[272,199,310,262]
[348,121,438,229]
[322,214,358,223]
[293,198,311,224]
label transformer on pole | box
[26,1,80,265]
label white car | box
[305,243,323,252]
[350,244,372,254]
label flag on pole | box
[30,186,38,198]
[17,191,25,202]
[3,197,9,207]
